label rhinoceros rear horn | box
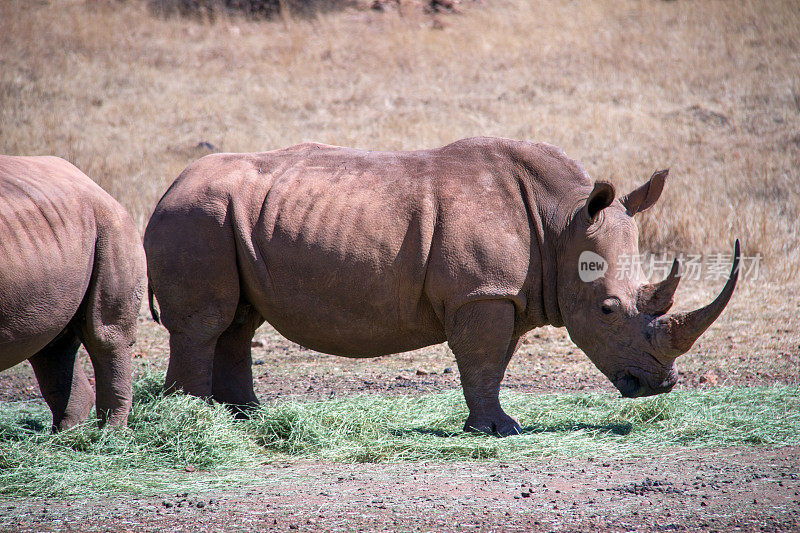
[638,258,681,315]
[652,240,740,358]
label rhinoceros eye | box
[601,297,621,315]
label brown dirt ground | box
[0,281,798,531]
[0,448,798,532]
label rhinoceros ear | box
[621,169,668,215]
[586,181,616,222]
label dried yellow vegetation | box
[1,0,798,278]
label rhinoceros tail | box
[148,280,161,324]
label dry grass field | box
[2,1,800,531]
[2,0,799,275]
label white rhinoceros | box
[144,138,738,436]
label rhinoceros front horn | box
[651,240,740,358]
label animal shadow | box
[518,422,632,436]
[17,418,46,433]
[389,427,462,438]
[391,421,632,438]
[0,417,47,441]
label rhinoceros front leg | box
[29,330,95,431]
[447,299,521,437]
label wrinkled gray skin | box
[144,137,738,436]
[0,156,147,431]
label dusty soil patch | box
[2,447,798,532]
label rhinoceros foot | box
[463,411,522,438]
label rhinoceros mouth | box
[615,373,644,398]
[613,364,676,398]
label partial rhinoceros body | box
[0,156,147,430]
[144,137,738,436]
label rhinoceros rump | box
[0,156,147,430]
[144,137,738,436]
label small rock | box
[521,492,530,498]
[251,340,264,348]
[196,141,218,152]
[162,500,173,508]
[431,17,446,30]
[416,369,428,376]
[429,0,458,13]
[443,367,454,374]
[686,105,729,126]
[699,370,718,385]
[185,465,196,473]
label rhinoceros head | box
[557,170,739,398]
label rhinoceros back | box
[152,146,443,356]
[146,139,537,357]
[245,145,454,355]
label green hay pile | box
[1,373,797,497]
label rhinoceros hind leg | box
[80,332,134,428]
[78,240,144,427]
[148,213,240,399]
[164,332,219,398]
[29,330,95,432]
[212,301,263,417]
[447,299,521,438]
[160,284,238,398]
